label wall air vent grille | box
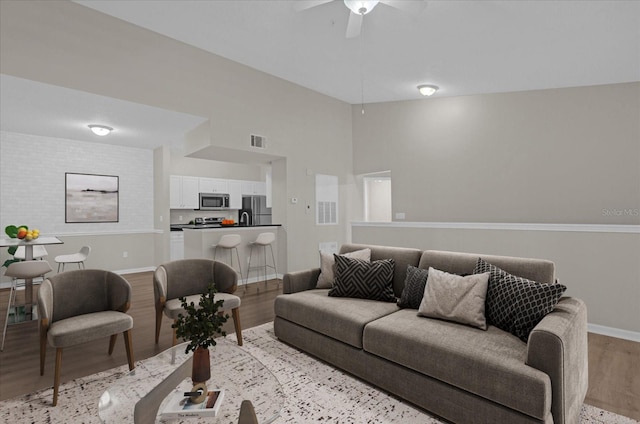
[251,134,266,149]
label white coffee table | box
[98,337,285,423]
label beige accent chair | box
[37,269,135,406]
[153,259,243,346]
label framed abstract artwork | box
[65,172,119,223]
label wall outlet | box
[291,197,298,204]
[160,215,163,222]
[123,251,128,258]
[179,215,183,221]
[395,212,406,220]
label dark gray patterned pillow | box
[329,255,396,302]
[397,265,429,309]
[474,258,566,342]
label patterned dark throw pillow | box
[474,258,567,342]
[397,265,429,309]
[329,255,396,302]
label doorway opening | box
[362,171,392,222]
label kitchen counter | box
[171,224,281,231]
[182,226,283,285]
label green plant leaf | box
[5,225,17,238]
[2,258,20,268]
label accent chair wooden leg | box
[123,329,135,371]
[155,306,163,344]
[53,348,63,406]
[232,307,243,346]
[39,322,47,376]
[108,334,118,355]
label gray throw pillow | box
[474,258,567,342]
[397,265,429,309]
[316,248,371,289]
[418,267,490,330]
[329,255,396,302]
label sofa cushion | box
[329,256,396,302]
[274,289,399,348]
[474,258,567,342]
[417,268,490,330]
[397,265,429,309]
[363,309,551,420]
[339,244,422,297]
[316,248,371,289]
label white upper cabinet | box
[199,178,228,194]
[241,180,266,196]
[228,179,242,209]
[170,175,199,209]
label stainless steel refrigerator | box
[242,195,272,225]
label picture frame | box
[65,172,119,223]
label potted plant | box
[172,283,229,385]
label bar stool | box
[14,245,48,260]
[246,232,278,292]
[2,260,52,351]
[212,234,244,283]
[54,245,90,272]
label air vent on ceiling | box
[251,134,266,149]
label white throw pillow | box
[316,248,372,289]
[418,267,490,330]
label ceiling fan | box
[294,0,427,38]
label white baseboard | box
[240,273,282,285]
[113,266,157,275]
[588,323,640,342]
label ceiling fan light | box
[418,84,439,96]
[88,124,113,136]
[344,0,379,15]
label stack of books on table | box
[159,388,224,419]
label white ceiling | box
[75,0,640,104]
[0,75,207,150]
[1,1,638,152]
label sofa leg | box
[232,307,243,346]
[53,348,63,406]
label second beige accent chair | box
[153,259,243,346]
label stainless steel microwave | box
[198,193,230,210]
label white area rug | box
[0,323,637,423]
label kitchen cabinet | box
[170,175,199,209]
[170,232,184,260]
[241,180,266,196]
[228,179,242,209]
[199,178,228,194]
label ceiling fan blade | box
[293,0,334,12]
[379,0,427,14]
[345,11,363,38]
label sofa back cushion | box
[418,250,555,285]
[340,244,423,297]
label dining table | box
[0,236,64,320]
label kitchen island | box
[182,225,283,285]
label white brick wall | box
[0,131,153,234]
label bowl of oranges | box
[220,219,236,227]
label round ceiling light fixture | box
[417,84,439,97]
[344,0,379,15]
[88,124,113,136]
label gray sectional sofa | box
[274,243,588,424]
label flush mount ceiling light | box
[88,124,113,136]
[418,84,439,97]
[343,0,379,15]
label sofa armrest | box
[526,297,588,424]
[283,268,321,294]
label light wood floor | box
[0,272,638,421]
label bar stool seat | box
[246,232,278,292]
[14,245,49,260]
[212,234,244,284]
[54,246,90,272]
[2,260,53,351]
